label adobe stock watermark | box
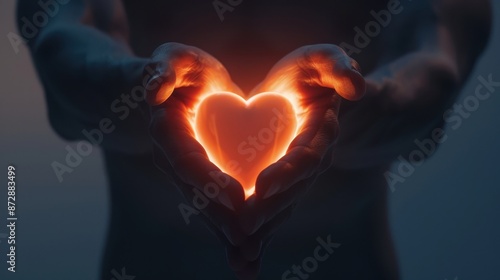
[213,0,243,22]
[386,74,499,192]
[282,234,341,280]
[8,0,70,54]
[177,105,293,223]
[178,171,234,225]
[340,0,407,56]
[51,65,162,183]
[234,106,295,169]
[110,267,135,280]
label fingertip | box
[238,202,265,235]
[145,68,177,105]
[217,174,245,211]
[255,161,287,200]
[263,183,281,199]
[319,50,365,101]
[335,69,366,101]
[254,165,275,200]
[342,57,366,100]
[350,58,362,73]
[218,192,236,211]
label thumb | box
[144,63,177,105]
[304,44,366,101]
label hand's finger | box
[144,44,202,105]
[240,203,296,259]
[145,42,242,106]
[153,142,244,242]
[250,204,295,247]
[301,44,366,101]
[231,207,295,279]
[150,111,247,246]
[150,98,245,210]
[234,259,262,280]
[226,244,249,272]
[240,177,314,235]
[152,144,175,176]
[237,238,263,263]
[201,214,258,275]
[194,199,248,246]
[144,64,176,106]
[198,207,259,269]
[234,262,262,280]
[240,149,332,236]
[224,208,285,270]
[255,95,340,200]
[200,214,256,270]
[225,235,265,271]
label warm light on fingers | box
[190,90,304,200]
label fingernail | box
[351,59,362,73]
[219,192,235,211]
[263,183,280,199]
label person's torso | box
[122,0,390,91]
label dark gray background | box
[0,1,499,279]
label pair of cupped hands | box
[145,42,365,279]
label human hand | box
[145,42,249,247]
[334,52,460,168]
[226,44,365,278]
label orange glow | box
[192,92,302,199]
[185,63,309,199]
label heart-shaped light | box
[193,92,298,198]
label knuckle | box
[303,147,323,168]
[158,42,186,54]
[306,44,344,62]
[289,145,323,170]
[325,115,341,142]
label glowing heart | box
[194,92,298,198]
